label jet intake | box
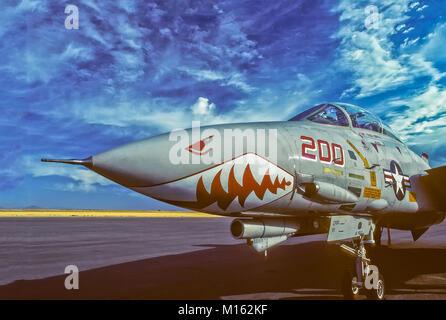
[232,219,296,252]
[231,217,330,252]
[230,218,299,239]
[302,181,358,204]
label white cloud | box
[185,69,225,82]
[61,43,94,61]
[334,0,443,98]
[338,33,412,98]
[67,96,227,132]
[396,24,406,31]
[191,97,216,116]
[409,2,420,9]
[421,22,446,63]
[70,98,190,131]
[387,85,446,139]
[225,73,254,92]
[181,68,254,92]
[65,76,318,134]
[401,36,420,48]
[22,156,114,192]
[375,84,446,168]
[333,0,446,168]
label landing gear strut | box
[340,235,385,300]
[328,216,385,300]
[374,226,382,247]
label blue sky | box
[1,0,445,209]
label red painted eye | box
[189,140,205,152]
[186,135,214,155]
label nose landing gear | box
[340,235,385,300]
[328,215,385,300]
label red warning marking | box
[186,135,214,155]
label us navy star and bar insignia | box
[383,160,412,201]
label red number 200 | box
[300,136,344,166]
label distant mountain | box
[24,205,42,209]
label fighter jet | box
[42,102,446,299]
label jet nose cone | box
[91,134,174,187]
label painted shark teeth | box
[138,153,294,213]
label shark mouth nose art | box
[132,153,294,214]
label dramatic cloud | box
[191,97,216,116]
[334,0,443,98]
[332,0,446,168]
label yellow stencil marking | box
[347,140,370,168]
[370,171,377,187]
[363,187,381,199]
[323,167,343,175]
[348,173,364,180]
[409,191,417,203]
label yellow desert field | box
[0,209,221,218]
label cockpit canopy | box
[288,103,402,142]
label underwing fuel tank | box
[249,236,290,252]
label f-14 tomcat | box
[42,102,446,299]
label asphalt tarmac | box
[2,217,446,299]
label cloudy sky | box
[2,0,445,209]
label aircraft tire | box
[365,273,385,300]
[342,269,361,300]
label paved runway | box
[2,217,446,299]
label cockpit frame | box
[288,102,402,142]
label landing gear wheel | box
[366,273,385,300]
[342,269,360,300]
